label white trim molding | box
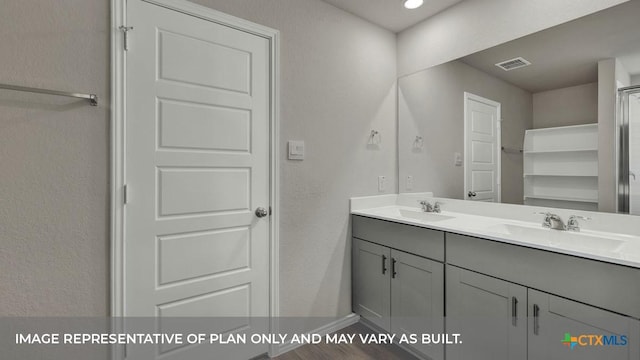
[110,0,280,358]
[110,1,126,359]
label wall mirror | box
[398,0,640,214]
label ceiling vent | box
[495,57,531,71]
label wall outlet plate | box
[378,176,386,192]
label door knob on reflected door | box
[255,207,269,218]
[468,191,477,198]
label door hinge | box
[119,26,134,51]
[269,206,272,215]
[123,184,128,204]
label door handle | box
[533,304,540,335]
[382,255,387,275]
[468,191,477,198]
[255,207,269,218]
[511,297,518,327]
[391,258,397,279]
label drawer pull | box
[533,304,540,335]
[392,258,397,279]
[512,296,518,327]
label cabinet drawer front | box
[447,233,640,318]
[352,215,445,261]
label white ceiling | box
[321,0,463,33]
[460,0,640,93]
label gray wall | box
[397,0,628,77]
[398,60,532,204]
[0,0,110,316]
[632,74,640,85]
[532,83,598,129]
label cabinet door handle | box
[392,258,397,279]
[533,304,540,335]
[381,255,387,275]
[511,296,518,327]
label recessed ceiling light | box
[404,0,424,10]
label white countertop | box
[351,200,640,269]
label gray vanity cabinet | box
[446,265,527,360]
[352,216,640,359]
[528,289,640,360]
[353,237,445,359]
[447,266,640,360]
[353,238,391,331]
[447,233,640,360]
[352,216,446,360]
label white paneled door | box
[124,0,271,359]
[464,92,501,203]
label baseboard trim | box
[270,313,360,357]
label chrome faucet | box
[419,201,442,213]
[535,212,566,230]
[535,212,593,231]
[566,215,591,232]
[419,201,432,212]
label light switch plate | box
[288,141,305,160]
[406,175,413,191]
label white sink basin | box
[486,224,626,253]
[398,209,454,222]
[617,241,640,262]
[555,232,626,253]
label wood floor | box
[257,322,419,360]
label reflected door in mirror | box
[464,92,501,203]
